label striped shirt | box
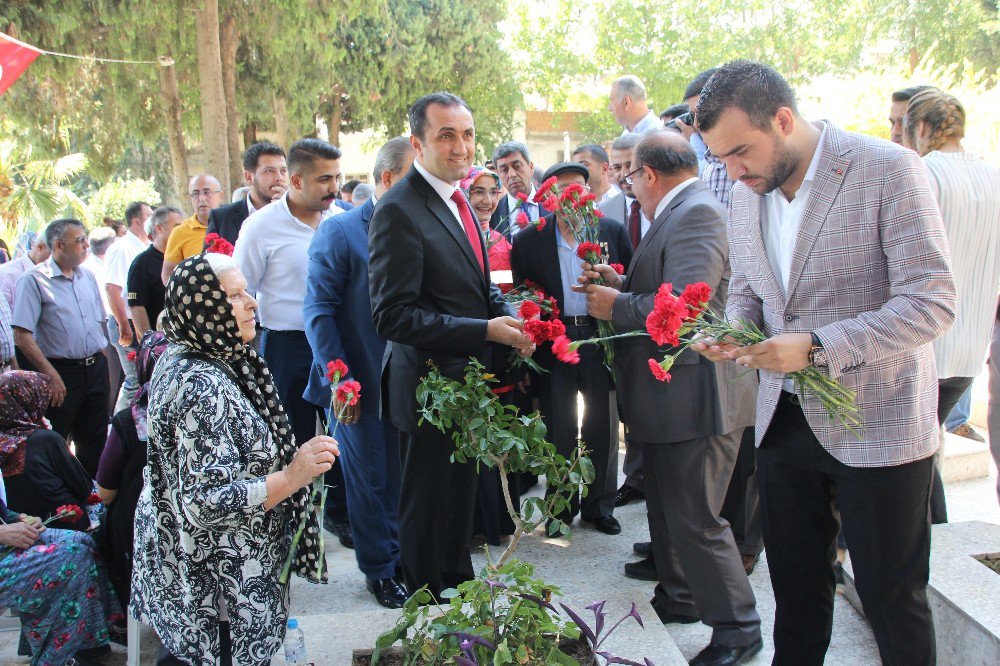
[925,151,1000,378]
[702,149,735,208]
[0,290,13,362]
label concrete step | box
[942,430,992,483]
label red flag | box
[0,32,42,96]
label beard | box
[743,136,800,196]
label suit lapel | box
[784,126,852,300]
[625,181,701,287]
[745,195,783,300]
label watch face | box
[811,347,829,368]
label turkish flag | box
[0,32,41,96]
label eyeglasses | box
[622,167,643,187]
[190,189,222,199]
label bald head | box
[188,173,224,223]
[630,131,699,218]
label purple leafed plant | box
[558,600,654,666]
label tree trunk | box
[327,84,343,146]
[909,47,919,73]
[274,95,289,149]
[158,56,189,206]
[220,10,242,189]
[243,122,257,148]
[195,0,231,195]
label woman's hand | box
[285,436,340,490]
[19,514,44,531]
[0,521,41,550]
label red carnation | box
[546,298,561,319]
[87,492,103,506]
[516,210,530,229]
[524,319,552,346]
[559,183,586,203]
[534,176,558,202]
[680,282,712,319]
[335,379,362,406]
[204,233,235,257]
[610,263,625,275]
[54,505,84,523]
[326,359,349,382]
[576,242,602,261]
[540,196,559,212]
[649,358,672,382]
[535,216,547,232]
[515,191,529,202]
[594,209,605,218]
[547,318,566,339]
[552,335,581,364]
[519,301,541,320]
[126,350,137,363]
[645,293,686,346]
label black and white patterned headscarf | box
[162,254,327,582]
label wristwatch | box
[808,332,829,369]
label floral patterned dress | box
[131,346,292,666]
[0,501,122,666]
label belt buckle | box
[84,355,96,367]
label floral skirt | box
[0,528,123,666]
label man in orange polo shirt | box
[160,173,223,284]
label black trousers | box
[758,392,935,666]
[930,376,975,524]
[44,354,110,478]
[397,423,478,598]
[538,323,617,522]
[260,329,348,525]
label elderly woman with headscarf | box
[131,253,339,666]
[0,371,94,531]
[461,165,513,292]
[0,476,123,665]
[95,330,169,608]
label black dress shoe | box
[614,484,645,507]
[651,604,699,625]
[633,541,652,557]
[624,555,657,581]
[324,516,354,549]
[584,515,621,535]
[689,638,763,665]
[366,576,409,609]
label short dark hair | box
[684,68,718,100]
[341,180,361,194]
[243,141,286,172]
[572,143,609,164]
[610,133,641,152]
[373,136,415,180]
[635,132,699,177]
[125,201,149,225]
[408,92,472,140]
[891,85,934,103]
[287,138,342,175]
[659,103,689,120]
[695,60,797,133]
[493,141,530,164]
[45,218,86,247]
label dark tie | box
[628,200,641,249]
[450,189,485,274]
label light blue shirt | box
[555,229,588,317]
[620,110,661,137]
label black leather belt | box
[560,315,593,327]
[262,328,306,336]
[50,353,101,367]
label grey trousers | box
[990,317,1000,504]
[642,430,761,648]
[108,316,138,413]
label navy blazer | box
[303,198,384,415]
[205,198,251,246]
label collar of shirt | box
[275,191,333,229]
[246,194,257,216]
[124,229,151,251]
[1,254,34,276]
[42,256,78,280]
[653,177,701,221]
[506,187,537,217]
[766,122,827,207]
[414,159,459,202]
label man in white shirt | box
[572,143,617,204]
[82,225,121,416]
[489,141,541,239]
[0,231,50,309]
[104,201,152,412]
[609,75,660,136]
[233,138,343,471]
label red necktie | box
[450,189,485,274]
[628,200,641,249]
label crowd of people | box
[0,58,998,666]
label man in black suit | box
[489,141,543,240]
[368,92,535,598]
[206,141,289,246]
[510,162,633,535]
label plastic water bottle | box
[283,618,307,665]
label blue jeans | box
[943,386,972,431]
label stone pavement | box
[2,434,996,665]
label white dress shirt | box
[761,123,826,390]
[505,187,539,230]
[233,193,333,331]
[653,177,701,222]
[624,194,652,238]
[413,159,462,228]
[81,254,110,314]
[104,230,151,319]
[621,109,661,137]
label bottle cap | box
[287,618,298,629]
